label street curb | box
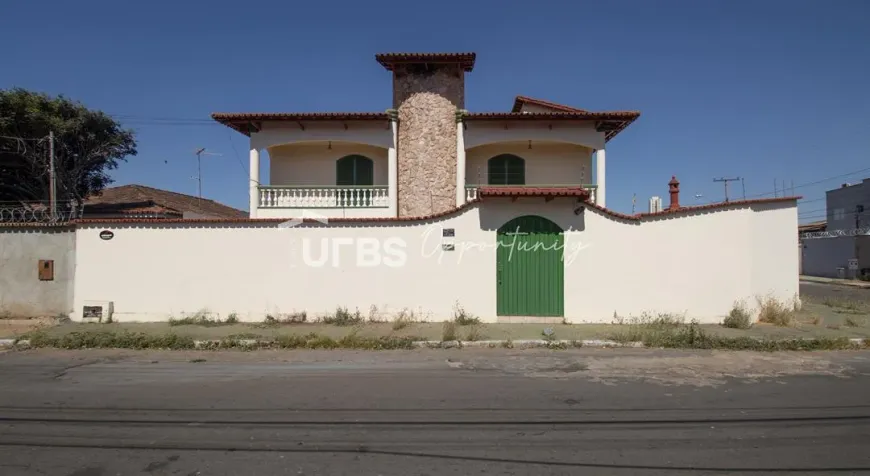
[800,276,870,289]
[3,337,867,350]
[0,338,639,349]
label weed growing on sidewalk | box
[169,309,236,327]
[392,309,416,331]
[25,330,197,350]
[442,321,458,341]
[756,295,795,326]
[723,300,752,329]
[321,307,363,326]
[453,302,480,326]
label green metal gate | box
[496,215,565,317]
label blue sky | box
[3,0,868,222]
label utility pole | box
[741,177,746,200]
[713,177,741,202]
[49,131,56,218]
[774,179,778,198]
[631,193,636,214]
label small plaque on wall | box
[442,243,455,251]
[442,228,455,237]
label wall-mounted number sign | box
[99,230,114,240]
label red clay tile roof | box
[375,52,476,72]
[84,184,247,219]
[477,186,591,199]
[211,112,389,135]
[511,96,588,113]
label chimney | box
[668,176,680,210]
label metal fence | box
[0,201,83,224]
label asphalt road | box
[800,281,870,303]
[1,349,869,475]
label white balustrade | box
[259,187,389,209]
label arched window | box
[487,154,525,185]
[336,155,374,186]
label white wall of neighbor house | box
[268,142,389,186]
[72,199,798,324]
[465,142,594,185]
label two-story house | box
[64,52,799,323]
[213,52,636,221]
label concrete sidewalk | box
[800,275,870,289]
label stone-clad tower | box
[376,52,475,217]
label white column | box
[456,119,466,207]
[249,145,260,218]
[596,148,606,207]
[388,118,398,217]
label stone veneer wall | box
[394,68,464,217]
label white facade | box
[248,119,606,219]
[71,199,798,324]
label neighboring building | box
[649,196,662,213]
[2,52,801,324]
[800,178,870,278]
[83,184,246,220]
[826,179,870,231]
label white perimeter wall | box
[72,200,798,324]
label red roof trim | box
[375,52,476,72]
[60,196,800,227]
[477,186,591,199]
[511,96,588,113]
[465,111,640,120]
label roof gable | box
[85,184,247,219]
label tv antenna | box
[194,148,222,198]
[713,177,741,202]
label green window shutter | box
[487,155,525,185]
[505,155,525,185]
[487,156,505,185]
[356,157,374,186]
[336,156,356,186]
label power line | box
[746,166,870,199]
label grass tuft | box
[464,324,484,342]
[441,321,458,342]
[391,309,416,331]
[756,295,795,327]
[321,307,363,326]
[722,300,752,329]
[26,330,196,350]
[453,302,480,326]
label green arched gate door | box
[496,215,565,317]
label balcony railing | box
[465,185,598,203]
[259,186,389,208]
